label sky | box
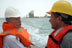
[0,0,72,18]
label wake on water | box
[22,23,49,48]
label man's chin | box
[52,27,54,29]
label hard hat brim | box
[46,11,51,14]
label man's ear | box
[57,16,62,22]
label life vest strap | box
[49,35,59,44]
[45,46,47,48]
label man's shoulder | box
[60,31,72,48]
[61,31,72,43]
[63,31,72,40]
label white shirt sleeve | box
[3,35,26,48]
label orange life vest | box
[0,22,32,48]
[47,25,72,48]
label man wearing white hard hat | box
[0,7,39,48]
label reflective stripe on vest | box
[54,28,64,36]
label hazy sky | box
[0,0,72,18]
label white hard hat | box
[5,7,21,18]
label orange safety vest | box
[46,25,72,48]
[0,22,32,48]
